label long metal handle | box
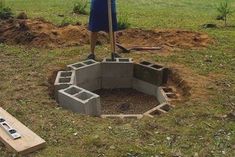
[107,0,116,60]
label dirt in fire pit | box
[95,88,160,114]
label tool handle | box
[107,0,116,59]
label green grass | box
[0,0,235,157]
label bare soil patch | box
[94,88,160,114]
[0,18,212,50]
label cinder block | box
[101,58,133,89]
[101,114,143,119]
[133,61,168,86]
[132,78,158,97]
[58,85,101,116]
[157,102,172,112]
[102,77,132,89]
[54,71,75,102]
[78,78,101,92]
[67,59,101,87]
[101,58,133,77]
[156,87,169,104]
[143,106,162,118]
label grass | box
[0,0,235,156]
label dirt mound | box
[0,18,212,49]
[117,29,212,49]
[0,18,90,48]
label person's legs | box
[90,31,98,54]
[87,31,98,60]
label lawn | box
[0,0,235,156]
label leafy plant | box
[0,0,13,20]
[73,0,88,15]
[60,17,73,27]
[118,13,131,30]
[216,0,233,26]
[0,0,4,10]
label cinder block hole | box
[59,78,71,83]
[75,92,93,101]
[166,93,177,99]
[160,104,171,112]
[119,58,130,62]
[162,87,173,93]
[149,109,161,115]
[60,71,72,77]
[64,87,82,95]
[106,58,117,62]
[151,64,163,70]
[140,61,151,65]
[83,60,95,65]
[73,63,85,68]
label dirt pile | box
[0,19,90,48]
[117,29,212,49]
[0,18,212,49]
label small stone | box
[110,145,115,149]
[222,151,226,155]
[73,132,78,136]
[194,152,199,157]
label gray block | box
[54,71,75,102]
[101,58,133,77]
[58,85,101,116]
[134,61,167,86]
[101,58,133,89]
[132,78,158,97]
[102,77,132,89]
[67,59,101,85]
[156,87,168,104]
[78,78,101,92]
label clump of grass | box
[118,13,131,30]
[60,17,73,27]
[216,0,233,27]
[0,0,13,20]
[73,0,88,15]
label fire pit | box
[54,59,177,119]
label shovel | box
[116,43,162,53]
[107,0,119,60]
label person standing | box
[87,0,119,60]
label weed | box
[216,0,233,27]
[60,17,73,27]
[0,0,13,20]
[73,0,88,15]
[118,13,131,30]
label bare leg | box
[90,31,98,54]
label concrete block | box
[143,106,162,118]
[101,58,133,78]
[156,87,169,104]
[54,71,75,102]
[157,102,172,112]
[132,78,158,97]
[58,85,101,116]
[78,78,101,92]
[101,58,133,89]
[102,77,132,89]
[101,114,143,119]
[67,59,101,86]
[134,61,168,86]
